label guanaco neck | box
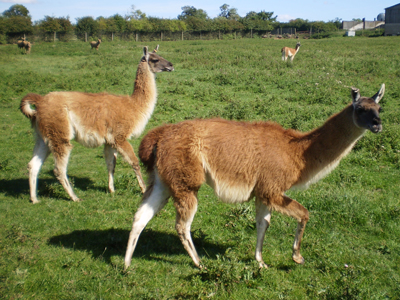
[293,104,366,188]
[132,59,157,104]
[129,59,157,136]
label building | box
[342,20,384,31]
[385,3,400,35]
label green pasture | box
[0,37,399,299]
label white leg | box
[175,198,200,267]
[104,144,117,193]
[124,171,170,270]
[255,199,271,268]
[28,139,50,203]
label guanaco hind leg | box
[104,144,117,193]
[28,138,50,203]
[52,143,81,202]
[124,171,170,269]
[174,193,201,267]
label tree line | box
[0,4,343,43]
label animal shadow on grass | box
[0,171,102,201]
[0,178,30,198]
[48,228,228,265]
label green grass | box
[0,37,399,299]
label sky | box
[0,0,394,24]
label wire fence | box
[7,28,311,44]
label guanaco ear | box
[143,46,149,61]
[351,87,360,103]
[372,84,385,103]
[153,45,159,53]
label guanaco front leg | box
[269,194,309,264]
[255,198,272,268]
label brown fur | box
[90,39,101,50]
[24,41,31,54]
[125,85,385,269]
[17,38,31,54]
[17,38,25,49]
[20,46,174,203]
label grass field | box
[0,37,399,299]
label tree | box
[38,16,74,41]
[5,16,33,36]
[39,16,61,33]
[213,17,243,33]
[242,10,276,31]
[183,16,211,31]
[57,17,74,33]
[126,18,143,33]
[2,4,32,37]
[178,6,208,20]
[329,17,342,30]
[126,5,146,20]
[105,17,118,34]
[75,16,99,37]
[3,4,29,17]
[97,16,107,33]
[0,16,6,35]
[111,14,127,33]
[257,11,276,22]
[286,18,310,31]
[172,19,187,32]
[219,4,240,21]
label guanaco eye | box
[356,106,365,113]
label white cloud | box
[277,14,294,22]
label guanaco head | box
[296,42,301,49]
[142,46,174,73]
[351,84,384,133]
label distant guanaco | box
[282,42,301,62]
